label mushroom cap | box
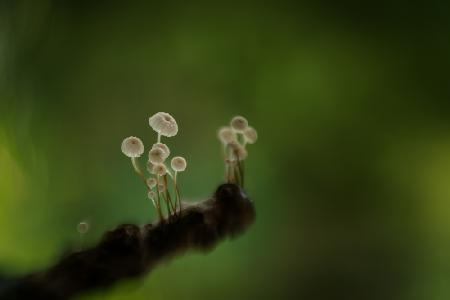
[158,182,166,191]
[149,112,178,137]
[146,177,157,188]
[152,163,167,176]
[121,136,144,158]
[77,221,90,234]
[148,147,166,164]
[147,191,157,200]
[243,126,258,144]
[228,141,248,161]
[152,143,170,158]
[217,126,236,144]
[230,116,248,132]
[171,156,187,172]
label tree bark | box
[0,183,255,300]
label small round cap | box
[148,191,157,200]
[146,177,157,188]
[152,143,170,158]
[152,163,167,176]
[158,182,166,191]
[217,126,236,144]
[149,147,166,164]
[228,141,248,161]
[121,136,144,158]
[230,116,248,132]
[171,156,187,172]
[149,112,178,137]
[243,126,258,144]
[77,221,90,234]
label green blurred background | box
[1,1,450,299]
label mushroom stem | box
[131,157,148,188]
[155,177,164,221]
[235,159,244,187]
[132,158,163,219]
[173,171,178,210]
[172,171,182,214]
[163,175,176,215]
[162,190,172,215]
[157,132,161,143]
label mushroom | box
[149,112,178,142]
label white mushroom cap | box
[77,221,90,234]
[121,136,144,158]
[158,182,166,191]
[152,143,170,158]
[217,126,236,144]
[171,156,187,172]
[228,141,248,161]
[243,126,258,144]
[149,112,178,137]
[146,177,157,189]
[147,190,157,200]
[230,116,248,133]
[148,147,166,164]
[152,163,167,176]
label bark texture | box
[0,183,255,300]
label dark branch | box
[0,183,255,300]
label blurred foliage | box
[1,1,450,299]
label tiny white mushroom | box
[148,147,166,164]
[230,116,248,133]
[152,143,170,158]
[217,126,236,144]
[77,221,90,234]
[77,221,90,250]
[149,112,178,142]
[147,190,157,200]
[147,191,157,209]
[121,136,144,158]
[228,141,248,161]
[146,177,157,188]
[243,126,258,144]
[152,163,167,176]
[171,156,187,172]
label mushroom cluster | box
[217,116,258,187]
[121,112,187,220]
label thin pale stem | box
[157,175,172,216]
[175,182,182,214]
[172,171,182,214]
[240,159,245,187]
[225,145,234,183]
[131,157,148,188]
[162,191,172,215]
[150,198,157,210]
[133,158,163,219]
[155,177,164,221]
[234,162,241,186]
[173,171,178,210]
[163,175,176,215]
[236,159,243,187]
